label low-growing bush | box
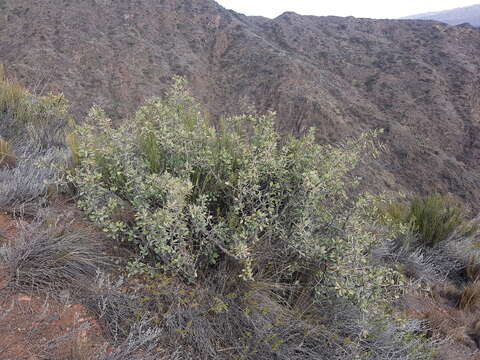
[64,78,439,359]
[69,77,401,310]
[385,193,478,248]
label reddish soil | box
[0,212,19,243]
[405,291,480,360]
[0,209,107,360]
[0,293,105,360]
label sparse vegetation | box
[57,78,440,359]
[384,193,478,248]
[0,64,69,149]
[0,66,69,213]
[0,70,466,359]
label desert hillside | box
[2,1,480,359]
[1,0,480,209]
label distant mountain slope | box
[404,4,480,26]
[1,0,480,209]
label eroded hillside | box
[1,0,480,207]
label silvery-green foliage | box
[70,77,401,309]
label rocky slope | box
[1,0,480,209]
[405,4,480,26]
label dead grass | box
[458,282,480,312]
[466,255,480,282]
[0,66,70,214]
[0,64,69,148]
[0,214,105,296]
[0,138,16,168]
[405,283,480,359]
[0,64,31,127]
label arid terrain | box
[2,1,480,359]
[1,0,480,209]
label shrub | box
[69,77,401,310]
[385,193,477,248]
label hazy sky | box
[216,1,479,19]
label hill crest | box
[1,0,480,208]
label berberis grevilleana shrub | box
[69,77,401,309]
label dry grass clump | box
[80,269,341,359]
[406,280,480,358]
[0,65,70,213]
[0,138,16,168]
[405,291,476,355]
[0,286,164,360]
[96,320,168,360]
[0,64,30,123]
[0,64,69,149]
[466,255,480,283]
[457,282,480,311]
[0,210,166,359]
[81,273,139,342]
[431,282,480,312]
[89,270,435,360]
[0,214,104,296]
[401,225,480,358]
[0,148,67,215]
